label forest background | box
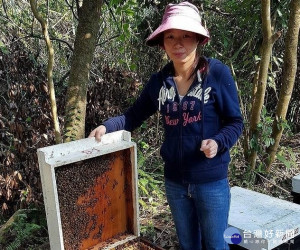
[0,0,299,249]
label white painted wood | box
[131,146,140,237]
[102,235,138,249]
[292,174,300,193]
[37,130,138,250]
[37,151,64,250]
[37,131,132,168]
[229,186,300,250]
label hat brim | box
[146,15,210,46]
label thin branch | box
[0,95,10,107]
[153,220,173,244]
[271,30,282,43]
[75,0,80,17]
[56,71,70,86]
[146,20,153,34]
[209,46,224,57]
[0,113,9,125]
[46,0,49,26]
[64,0,72,8]
[104,0,121,34]
[31,12,35,35]
[97,20,106,42]
[52,12,68,29]
[28,34,74,51]
[30,0,44,25]
[29,0,62,144]
[65,0,78,20]
[97,34,120,46]
[262,0,272,39]
[2,0,9,19]
[203,5,232,16]
[0,14,9,22]
[95,0,122,46]
[230,62,246,120]
[0,6,26,32]
[254,171,291,195]
[0,143,10,149]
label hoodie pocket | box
[182,136,223,170]
[160,137,180,165]
[204,154,223,167]
[181,136,206,164]
[182,136,201,158]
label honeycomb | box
[55,149,135,250]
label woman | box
[89,2,243,249]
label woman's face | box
[163,29,199,65]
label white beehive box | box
[37,130,145,250]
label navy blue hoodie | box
[103,58,243,183]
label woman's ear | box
[197,34,203,44]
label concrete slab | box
[228,186,300,250]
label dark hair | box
[190,34,209,79]
[190,55,208,80]
[157,33,164,47]
[197,34,208,45]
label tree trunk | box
[248,0,281,169]
[266,0,300,171]
[64,0,103,141]
[243,62,261,160]
[29,0,62,144]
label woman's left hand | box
[200,139,218,158]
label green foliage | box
[250,107,275,152]
[0,209,48,249]
[249,108,293,169]
[0,40,9,54]
[242,168,257,187]
[205,0,261,63]
[98,0,142,70]
[275,115,290,132]
[138,168,163,198]
[276,147,297,169]
[140,220,157,240]
[137,146,164,209]
[248,106,292,173]
[134,125,165,211]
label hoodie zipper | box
[172,79,183,171]
[201,72,206,141]
[173,70,203,175]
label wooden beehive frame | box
[37,130,139,250]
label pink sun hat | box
[146,2,210,46]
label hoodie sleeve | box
[211,64,244,152]
[102,75,158,133]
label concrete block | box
[229,186,300,250]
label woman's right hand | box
[88,125,106,142]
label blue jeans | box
[165,178,230,250]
